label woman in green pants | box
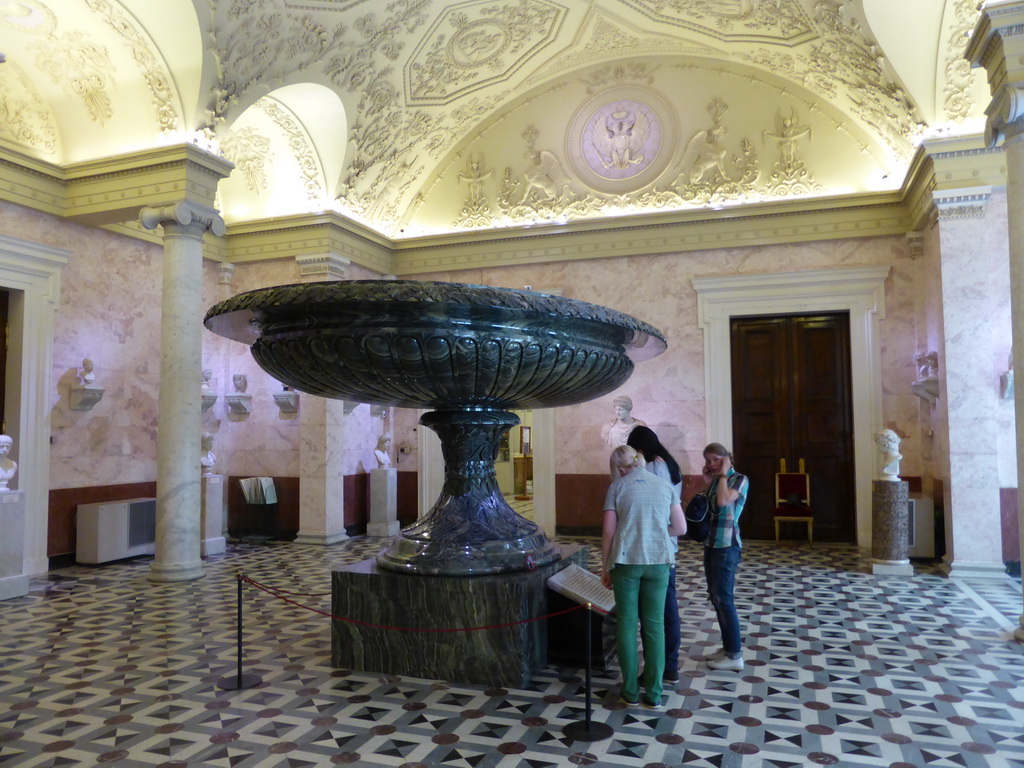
[601,445,686,709]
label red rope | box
[241,575,588,632]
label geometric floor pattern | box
[2,536,1023,768]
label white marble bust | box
[600,395,646,448]
[0,434,17,491]
[80,357,96,385]
[374,433,392,469]
[200,433,217,476]
[232,373,248,393]
[873,428,902,481]
[201,368,213,392]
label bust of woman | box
[600,395,646,448]
[0,435,18,491]
[374,433,392,469]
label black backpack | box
[683,491,712,542]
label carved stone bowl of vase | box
[204,280,666,576]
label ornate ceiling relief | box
[942,0,981,124]
[406,0,566,105]
[620,0,815,43]
[0,59,58,154]
[2,0,114,126]
[452,153,494,228]
[762,109,820,196]
[85,0,179,134]
[735,0,922,161]
[220,125,272,196]
[260,99,324,202]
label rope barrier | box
[241,574,587,632]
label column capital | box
[140,201,226,237]
[966,2,1024,144]
[932,186,992,221]
[296,253,351,281]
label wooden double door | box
[730,313,855,542]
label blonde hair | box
[609,444,645,480]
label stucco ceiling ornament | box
[260,99,324,202]
[762,108,821,197]
[942,0,982,124]
[85,0,179,134]
[220,126,271,196]
[620,0,815,43]
[0,58,57,154]
[406,0,565,105]
[452,152,494,228]
[580,61,658,94]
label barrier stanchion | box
[563,603,613,742]
[217,573,263,690]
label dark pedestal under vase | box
[331,545,588,687]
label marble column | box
[141,203,225,582]
[293,253,350,545]
[932,192,1007,579]
[967,2,1024,640]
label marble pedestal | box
[0,491,28,600]
[332,545,587,687]
[367,467,399,537]
[871,479,912,575]
[201,475,226,556]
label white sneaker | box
[703,648,727,662]
[706,655,744,671]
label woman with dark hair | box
[700,441,748,671]
[626,425,683,684]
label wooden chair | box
[774,458,814,544]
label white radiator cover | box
[76,497,157,564]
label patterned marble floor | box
[2,537,1023,768]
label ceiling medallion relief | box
[405,0,566,105]
[566,86,676,195]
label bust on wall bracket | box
[273,389,299,413]
[70,357,104,411]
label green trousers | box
[611,563,670,703]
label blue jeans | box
[611,563,669,703]
[704,545,742,655]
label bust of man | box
[232,373,247,393]
[600,395,646,448]
[80,357,96,385]
[374,433,392,469]
[873,428,902,481]
[200,433,217,476]
[201,369,213,391]
[0,434,17,491]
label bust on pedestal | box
[368,433,399,537]
[0,435,28,600]
[200,433,226,555]
[871,429,911,575]
[70,357,105,411]
[600,395,646,449]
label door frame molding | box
[694,266,890,547]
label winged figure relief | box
[593,108,648,170]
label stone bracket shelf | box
[911,377,939,406]
[225,393,252,414]
[201,393,217,413]
[70,385,105,411]
[273,391,299,413]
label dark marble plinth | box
[332,545,588,687]
[871,479,911,574]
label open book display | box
[547,564,615,615]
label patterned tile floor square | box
[2,537,1023,767]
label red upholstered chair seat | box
[773,460,814,543]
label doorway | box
[730,313,855,542]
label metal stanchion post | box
[563,603,613,741]
[217,573,263,690]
